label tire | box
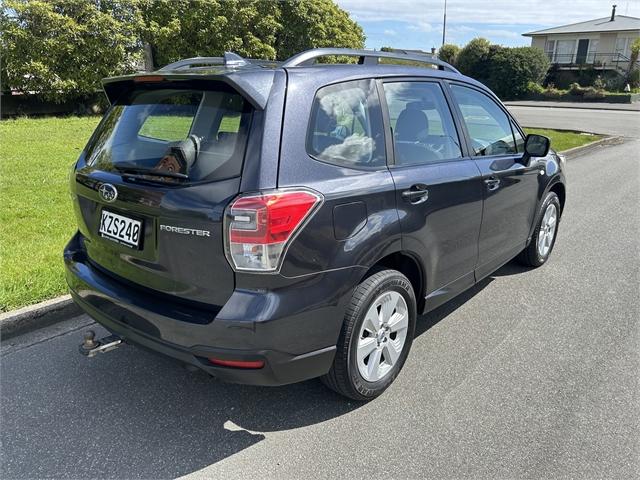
[517,191,561,267]
[321,269,417,401]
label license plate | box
[99,210,142,248]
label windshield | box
[85,85,252,182]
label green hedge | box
[450,38,549,100]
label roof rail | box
[281,48,460,73]
[159,52,250,71]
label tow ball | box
[79,330,123,357]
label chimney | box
[431,47,437,55]
[611,4,617,21]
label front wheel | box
[517,191,561,267]
[321,269,417,401]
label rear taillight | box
[224,189,322,272]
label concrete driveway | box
[1,109,639,479]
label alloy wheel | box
[538,203,558,258]
[356,291,409,382]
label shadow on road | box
[1,261,519,479]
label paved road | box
[507,105,640,138]
[2,117,639,479]
[505,101,640,112]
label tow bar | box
[79,330,123,357]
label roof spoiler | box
[101,69,276,110]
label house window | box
[615,37,632,58]
[556,40,576,63]
[545,40,556,61]
[587,39,599,63]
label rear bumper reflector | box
[208,358,265,369]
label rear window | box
[85,86,252,182]
[306,79,386,168]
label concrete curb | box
[0,295,81,340]
[561,135,623,159]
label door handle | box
[484,177,500,192]
[402,184,429,204]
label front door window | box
[450,85,517,157]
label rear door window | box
[382,81,462,166]
[306,79,386,168]
[85,86,252,182]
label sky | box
[336,0,640,50]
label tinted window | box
[85,86,251,182]
[450,85,517,156]
[307,79,386,168]
[383,82,462,166]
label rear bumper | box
[64,232,364,386]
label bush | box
[543,84,563,98]
[456,38,491,81]
[593,75,606,90]
[569,82,584,95]
[485,46,550,99]
[605,74,626,91]
[583,89,606,100]
[527,81,545,94]
[568,82,606,99]
[438,44,460,66]
[455,38,549,99]
[545,67,604,89]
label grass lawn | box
[0,116,100,311]
[0,116,603,312]
[524,128,603,152]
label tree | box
[137,0,363,68]
[1,0,141,101]
[455,38,491,80]
[629,38,640,69]
[486,46,549,99]
[628,38,640,88]
[438,44,460,66]
[1,0,365,101]
[274,0,365,60]
[138,0,281,67]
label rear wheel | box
[517,191,561,267]
[321,269,417,401]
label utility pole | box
[442,0,447,46]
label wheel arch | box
[360,251,426,313]
[549,181,566,216]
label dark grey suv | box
[65,48,566,400]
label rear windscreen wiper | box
[116,166,189,181]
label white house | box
[523,6,639,74]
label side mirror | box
[523,134,550,161]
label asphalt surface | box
[2,108,639,479]
[505,101,640,112]
[508,105,640,138]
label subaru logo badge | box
[99,183,118,203]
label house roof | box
[523,15,640,36]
